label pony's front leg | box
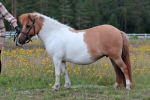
[61,62,71,89]
[52,57,62,90]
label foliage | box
[8,32,14,39]
[129,34,138,39]
[1,0,150,33]
[59,0,73,25]
[75,0,90,29]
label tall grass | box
[0,38,150,99]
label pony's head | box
[18,12,44,45]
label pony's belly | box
[65,59,94,65]
[63,54,95,65]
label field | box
[0,38,150,100]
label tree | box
[2,0,150,33]
[107,13,119,28]
[75,0,90,29]
[59,0,73,25]
[48,0,61,21]
[84,0,100,27]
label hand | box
[15,26,21,34]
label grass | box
[0,38,150,100]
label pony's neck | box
[37,15,70,45]
[42,15,69,30]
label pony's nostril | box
[18,38,20,42]
[18,38,25,45]
[18,38,21,43]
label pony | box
[17,12,133,90]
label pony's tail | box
[121,31,133,87]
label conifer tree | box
[75,0,90,29]
[59,0,73,25]
[107,13,119,28]
[2,0,150,33]
[48,0,61,21]
[84,0,100,27]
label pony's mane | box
[19,12,73,35]
[32,12,71,29]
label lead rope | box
[14,31,19,46]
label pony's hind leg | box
[110,56,132,90]
[61,62,71,89]
[110,58,125,89]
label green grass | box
[0,38,150,100]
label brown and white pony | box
[18,12,133,90]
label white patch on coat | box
[126,79,131,90]
[114,83,118,89]
[37,14,94,65]
[126,79,131,85]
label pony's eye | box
[26,25,30,28]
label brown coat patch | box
[84,25,123,60]
[69,25,123,60]
[70,25,122,61]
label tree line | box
[1,0,150,33]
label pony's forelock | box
[19,14,29,25]
[19,12,42,25]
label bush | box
[9,32,14,39]
[129,35,138,39]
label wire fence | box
[5,31,150,38]
[127,33,150,38]
[5,31,38,38]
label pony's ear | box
[28,14,30,17]
[28,14,37,22]
[28,14,33,21]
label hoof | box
[51,87,59,91]
[63,86,70,89]
[114,84,118,89]
[114,83,121,89]
[63,83,71,89]
[126,87,131,90]
[51,85,60,91]
[126,84,132,90]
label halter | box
[14,14,36,46]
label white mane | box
[33,12,71,29]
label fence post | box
[145,33,147,38]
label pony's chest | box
[46,42,64,57]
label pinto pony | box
[18,12,133,90]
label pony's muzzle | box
[18,38,23,45]
[18,38,26,45]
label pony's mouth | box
[18,37,28,45]
[18,39,25,45]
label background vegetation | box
[1,0,150,33]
